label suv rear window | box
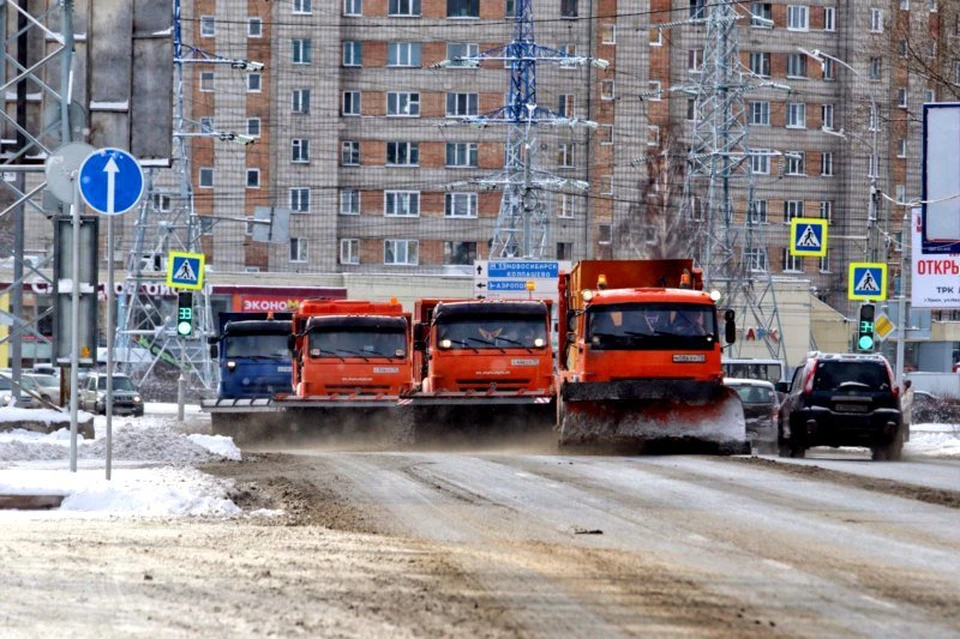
[812,361,890,392]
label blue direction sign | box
[848,262,887,301]
[166,251,206,291]
[789,218,828,257]
[487,261,560,279]
[488,281,530,292]
[78,147,144,216]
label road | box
[3,447,958,637]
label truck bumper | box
[399,392,553,406]
[200,398,280,413]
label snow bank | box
[0,406,93,425]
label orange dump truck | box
[404,298,555,439]
[274,300,412,431]
[556,260,748,453]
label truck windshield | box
[436,318,546,349]
[587,303,717,351]
[308,329,407,359]
[224,334,290,360]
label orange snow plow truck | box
[274,300,412,431]
[556,260,748,454]
[405,298,555,439]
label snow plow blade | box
[402,394,554,446]
[558,381,748,455]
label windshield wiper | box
[466,337,506,353]
[312,348,346,362]
[335,348,370,362]
[492,335,537,352]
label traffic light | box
[857,303,876,351]
[177,291,194,337]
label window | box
[783,200,804,221]
[246,169,260,188]
[647,80,662,100]
[787,54,807,78]
[447,42,479,67]
[384,240,418,265]
[869,8,883,33]
[292,89,311,113]
[751,2,772,27]
[688,49,703,72]
[821,152,834,176]
[247,73,262,92]
[819,250,830,273]
[869,153,878,177]
[446,142,478,167]
[246,118,261,138]
[340,239,360,265]
[200,218,214,236]
[824,7,836,31]
[340,189,360,215]
[447,0,479,18]
[925,89,935,103]
[896,184,907,203]
[928,0,936,11]
[746,248,768,272]
[647,125,660,147]
[750,149,771,174]
[749,199,768,224]
[897,87,908,108]
[598,224,612,245]
[556,242,573,261]
[387,91,420,116]
[900,0,910,9]
[438,241,474,266]
[344,0,362,16]
[200,72,214,92]
[505,0,515,17]
[558,94,576,118]
[152,194,172,212]
[292,139,310,163]
[782,249,803,272]
[561,0,578,18]
[599,124,614,145]
[649,27,663,46]
[292,39,312,64]
[748,101,770,126]
[388,42,421,67]
[558,194,577,218]
[557,143,576,168]
[600,175,613,195]
[445,192,478,217]
[199,167,213,188]
[786,102,806,128]
[289,238,307,263]
[343,91,361,116]
[955,61,960,85]
[290,188,310,213]
[785,152,805,175]
[749,52,770,77]
[822,58,836,80]
[600,79,615,100]
[385,191,420,217]
[341,140,360,166]
[244,221,255,237]
[898,138,907,157]
[820,200,832,223]
[200,16,215,37]
[293,0,312,14]
[687,99,697,121]
[343,41,362,66]
[869,57,882,80]
[199,116,215,133]
[390,0,420,16]
[689,0,706,19]
[898,39,907,58]
[821,104,835,130]
[869,104,879,131]
[248,17,263,37]
[787,5,809,30]
[387,141,419,166]
[602,24,616,44]
[446,92,478,117]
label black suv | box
[776,353,903,461]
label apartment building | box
[177,0,955,310]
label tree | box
[889,6,960,102]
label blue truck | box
[201,312,293,439]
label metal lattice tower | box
[679,1,787,362]
[444,0,601,259]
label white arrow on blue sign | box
[78,147,145,216]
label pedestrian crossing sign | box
[166,251,205,291]
[848,262,887,301]
[789,218,828,257]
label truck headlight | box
[440,339,452,349]
[226,360,237,371]
[581,289,595,302]
[534,338,545,348]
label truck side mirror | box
[209,343,219,359]
[287,335,296,352]
[724,309,736,344]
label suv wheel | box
[872,429,904,462]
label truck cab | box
[213,314,293,400]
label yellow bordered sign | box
[848,262,887,301]
[166,251,205,290]
[789,218,828,257]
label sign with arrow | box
[789,217,828,257]
[166,251,205,291]
[848,262,887,301]
[473,260,571,301]
[78,147,144,216]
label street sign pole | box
[69,179,81,472]
[105,211,114,479]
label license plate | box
[373,367,399,374]
[511,359,539,366]
[673,354,706,363]
[277,366,292,373]
[835,403,868,413]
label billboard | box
[911,208,960,309]
[921,103,960,255]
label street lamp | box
[798,48,882,263]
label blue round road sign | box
[78,147,145,216]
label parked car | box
[725,378,779,454]
[776,352,903,461]
[80,373,144,417]
[25,374,62,406]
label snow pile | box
[907,423,960,458]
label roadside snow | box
[0,406,93,425]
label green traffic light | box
[177,320,193,337]
[858,335,874,350]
